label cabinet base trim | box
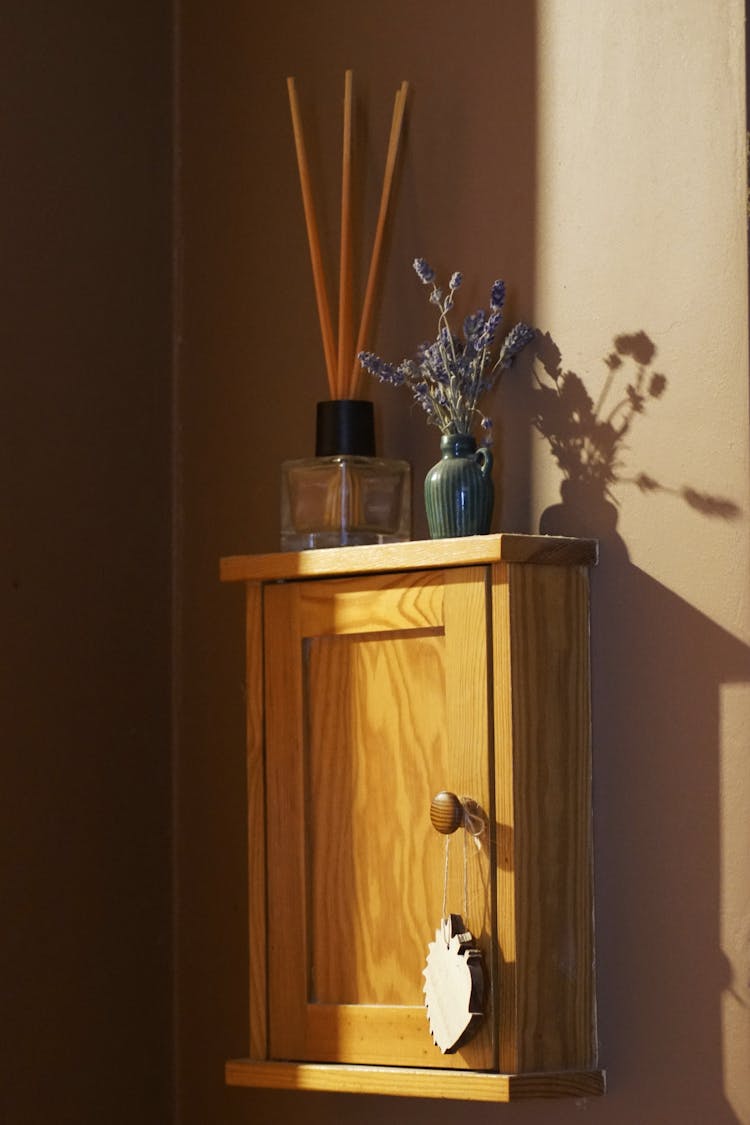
[225,1059,606,1101]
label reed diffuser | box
[280,70,411,550]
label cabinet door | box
[264,566,496,1070]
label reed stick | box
[348,80,409,397]
[336,70,354,399]
[286,76,337,395]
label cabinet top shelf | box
[220,533,597,584]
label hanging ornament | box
[423,913,484,1053]
[422,792,487,1054]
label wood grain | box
[433,567,496,1071]
[225,1059,606,1101]
[304,1004,470,1067]
[350,80,408,395]
[264,567,494,1070]
[429,791,464,834]
[245,584,267,1059]
[286,76,337,391]
[307,629,448,1007]
[220,534,598,585]
[336,69,354,396]
[490,562,519,1074]
[297,569,444,637]
[228,542,599,1098]
[493,562,596,1073]
[264,582,308,1060]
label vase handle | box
[475,446,493,479]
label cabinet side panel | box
[508,563,596,1071]
[245,583,268,1058]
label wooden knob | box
[430,791,464,834]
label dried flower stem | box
[359,260,535,440]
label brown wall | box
[2,5,174,1123]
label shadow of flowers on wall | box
[521,333,750,1125]
[528,329,742,536]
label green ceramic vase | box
[424,433,494,538]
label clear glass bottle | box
[281,401,411,551]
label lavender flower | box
[463,310,484,336]
[477,310,504,351]
[490,279,506,311]
[496,322,536,370]
[358,351,404,385]
[358,261,535,442]
[413,258,436,285]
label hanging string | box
[461,797,486,845]
[463,826,469,921]
[441,836,450,920]
[440,798,486,930]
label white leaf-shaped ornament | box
[422,913,485,1053]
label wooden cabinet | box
[220,534,604,1102]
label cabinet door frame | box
[262,566,497,1070]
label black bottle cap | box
[315,400,376,457]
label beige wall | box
[3,5,174,1122]
[175,3,750,1125]
[531,4,750,1123]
